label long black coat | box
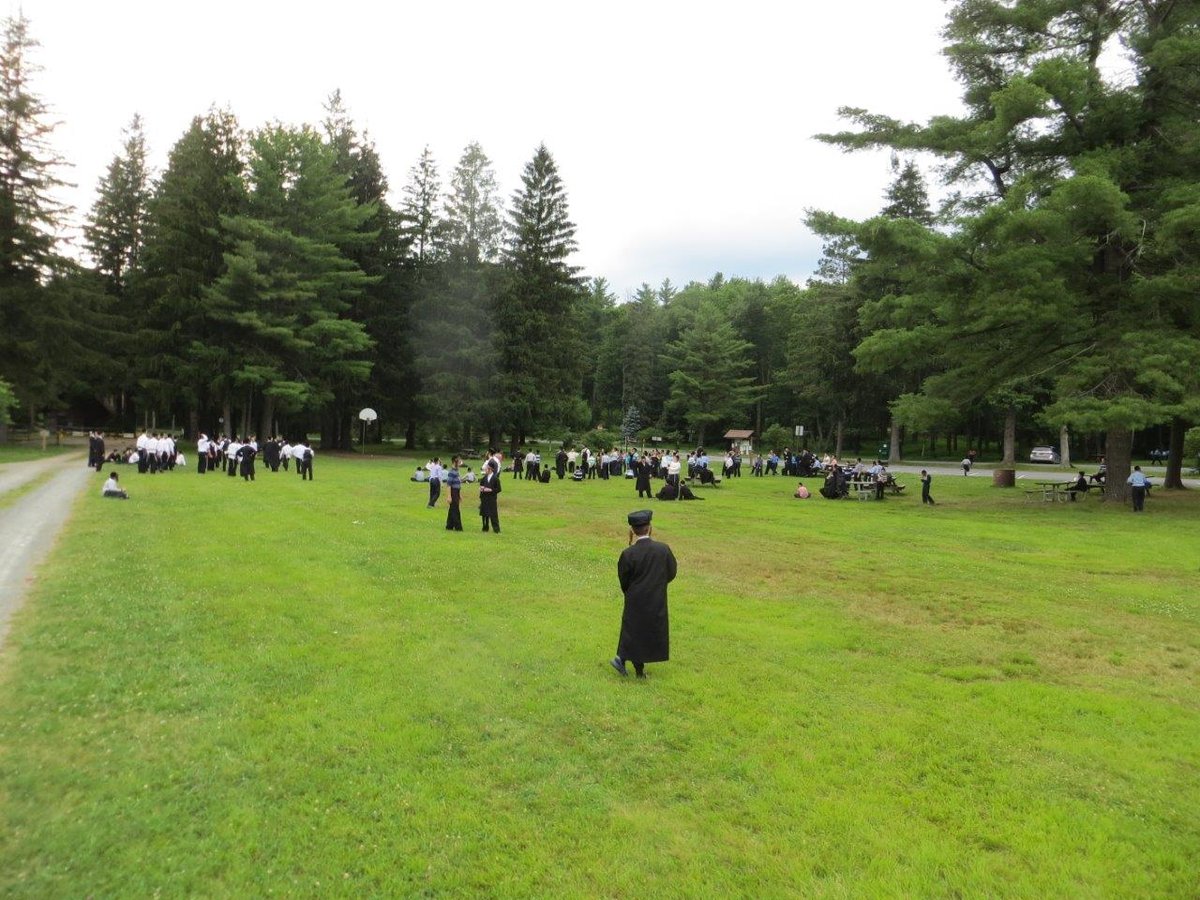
[634,460,652,493]
[617,537,677,663]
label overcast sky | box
[18,0,964,298]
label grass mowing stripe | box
[0,469,59,509]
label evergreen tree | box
[880,156,934,225]
[205,124,375,437]
[663,303,763,447]
[443,141,503,265]
[0,13,65,281]
[412,141,507,446]
[85,114,151,297]
[400,146,443,266]
[138,109,245,431]
[621,405,642,444]
[819,0,1200,499]
[0,12,74,419]
[496,144,585,444]
[321,91,412,448]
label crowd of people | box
[87,430,318,487]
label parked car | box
[1029,446,1061,464]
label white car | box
[1029,446,1061,464]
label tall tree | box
[411,141,507,446]
[321,90,411,448]
[443,141,503,265]
[819,0,1200,500]
[663,303,763,447]
[0,13,74,419]
[496,144,585,445]
[138,109,245,432]
[85,114,151,298]
[400,145,443,266]
[204,124,376,438]
[0,13,65,281]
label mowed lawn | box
[0,458,1196,897]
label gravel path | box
[0,455,91,651]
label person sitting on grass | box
[101,472,128,500]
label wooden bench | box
[854,483,878,501]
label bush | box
[1185,427,1200,465]
[584,426,622,450]
[0,378,15,425]
[761,423,792,453]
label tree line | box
[0,4,1196,501]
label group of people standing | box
[194,435,315,482]
[422,451,504,533]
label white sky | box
[18,0,963,298]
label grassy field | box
[0,444,78,464]
[0,459,1196,896]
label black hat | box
[627,509,652,528]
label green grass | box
[0,444,78,464]
[1,461,1197,896]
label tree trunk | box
[1105,426,1133,504]
[240,390,253,439]
[188,408,199,441]
[834,419,844,459]
[888,417,901,464]
[1001,404,1016,467]
[222,399,232,439]
[1163,416,1187,490]
[259,395,276,443]
[1060,424,1072,469]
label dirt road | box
[0,455,91,650]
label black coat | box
[635,460,652,492]
[617,537,677,663]
[479,470,501,514]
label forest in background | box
[0,2,1197,500]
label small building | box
[724,429,755,455]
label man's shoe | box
[610,656,628,676]
[635,671,647,679]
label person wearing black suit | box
[611,509,677,679]
[635,454,653,499]
[479,460,502,533]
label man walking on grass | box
[920,469,935,505]
[611,509,677,680]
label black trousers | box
[198,455,206,474]
[428,478,441,507]
[480,497,500,532]
[1131,485,1146,511]
[446,490,463,530]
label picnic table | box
[1025,480,1103,502]
[1025,480,1069,502]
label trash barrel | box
[993,468,1016,488]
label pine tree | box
[138,109,246,429]
[85,115,151,297]
[496,144,585,444]
[443,141,503,265]
[205,125,375,437]
[663,304,763,447]
[0,13,79,420]
[400,146,442,266]
[321,90,412,448]
[0,13,66,281]
[621,405,642,444]
[818,0,1200,499]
